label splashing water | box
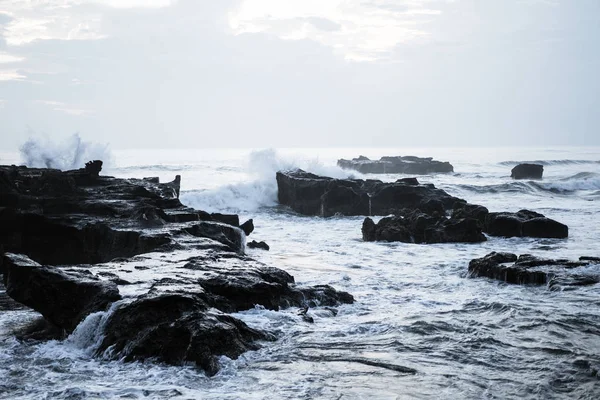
[19,134,113,170]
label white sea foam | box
[19,133,113,170]
[180,148,359,213]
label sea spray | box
[180,148,361,213]
[20,133,113,170]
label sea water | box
[0,146,599,399]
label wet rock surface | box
[362,210,486,244]
[468,252,600,287]
[484,210,568,238]
[0,162,354,374]
[276,169,462,217]
[337,155,454,174]
[2,253,120,333]
[511,163,543,180]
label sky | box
[0,0,599,150]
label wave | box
[499,159,600,166]
[452,172,600,196]
[20,133,113,170]
[180,149,359,213]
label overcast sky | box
[0,0,598,150]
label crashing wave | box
[20,133,113,170]
[180,148,359,213]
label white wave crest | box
[180,148,359,213]
[541,172,600,192]
[19,133,113,170]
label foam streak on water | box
[1,146,600,399]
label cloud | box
[35,100,94,116]
[0,52,24,63]
[0,69,25,81]
[0,0,177,46]
[0,99,5,108]
[228,0,447,61]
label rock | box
[468,252,600,287]
[2,253,120,333]
[0,162,356,374]
[511,163,543,180]
[276,169,463,217]
[247,240,269,251]
[240,219,254,236]
[96,293,271,376]
[362,210,486,244]
[485,210,568,238]
[84,160,103,177]
[337,156,454,174]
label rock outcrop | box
[276,169,462,217]
[468,252,600,288]
[362,210,486,244]
[0,162,354,375]
[337,156,454,174]
[484,210,568,238]
[2,253,120,332]
[511,163,543,180]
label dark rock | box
[511,163,543,180]
[452,203,489,228]
[2,253,120,333]
[240,219,254,236]
[247,240,269,251]
[0,162,356,375]
[338,156,454,174]
[84,160,103,177]
[97,293,271,376]
[485,210,568,238]
[276,169,462,217]
[468,252,600,286]
[362,210,486,244]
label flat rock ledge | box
[337,155,454,174]
[468,252,600,288]
[0,162,354,375]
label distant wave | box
[452,172,600,195]
[114,164,196,172]
[180,148,358,213]
[498,159,600,166]
[20,133,113,170]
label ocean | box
[1,146,599,399]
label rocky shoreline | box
[0,161,353,375]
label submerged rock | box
[362,210,486,244]
[511,163,543,180]
[337,156,454,174]
[468,252,600,287]
[247,240,270,251]
[276,169,462,217]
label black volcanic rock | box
[338,156,454,174]
[247,240,269,251]
[0,162,355,374]
[276,169,462,217]
[511,163,543,180]
[96,293,271,376]
[468,252,600,287]
[485,210,568,238]
[362,210,486,244]
[2,253,120,333]
[240,219,255,236]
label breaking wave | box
[452,172,600,196]
[19,133,113,170]
[180,148,359,213]
[499,159,600,166]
